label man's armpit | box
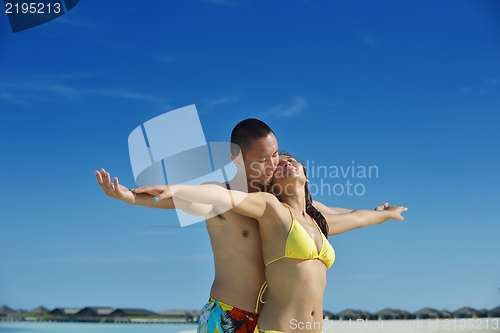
[211,206,226,221]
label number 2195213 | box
[5,2,61,14]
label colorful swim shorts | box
[197,298,259,333]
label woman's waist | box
[264,260,327,290]
[257,304,325,333]
[263,286,324,312]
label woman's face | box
[270,154,307,195]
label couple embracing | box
[96,118,407,333]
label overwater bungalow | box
[29,306,50,315]
[23,306,50,321]
[488,305,500,318]
[75,307,115,322]
[414,307,442,319]
[109,308,158,317]
[49,308,81,321]
[0,307,27,321]
[375,308,397,320]
[453,307,488,318]
[440,309,452,318]
[0,305,14,318]
[393,309,414,319]
[374,308,412,320]
[157,310,200,322]
[322,310,338,320]
[336,309,370,320]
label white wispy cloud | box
[0,80,169,106]
[0,81,81,100]
[204,92,240,109]
[268,96,306,117]
[0,92,28,105]
[460,79,498,94]
[86,88,166,104]
[53,16,99,29]
[361,33,379,47]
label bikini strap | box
[255,280,268,313]
[282,202,296,220]
[265,255,286,267]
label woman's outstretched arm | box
[313,200,390,214]
[324,206,408,236]
[95,169,212,216]
[132,184,275,220]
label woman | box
[133,153,407,333]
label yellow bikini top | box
[255,203,336,313]
[265,203,335,268]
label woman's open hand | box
[132,185,174,203]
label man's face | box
[242,133,279,188]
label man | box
[95,118,389,333]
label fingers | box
[103,169,111,184]
[98,169,110,186]
[132,186,160,194]
[132,186,171,202]
[131,186,157,197]
[95,170,102,182]
[154,186,172,202]
[387,205,407,210]
[131,187,148,194]
[374,202,389,211]
[95,169,108,190]
[95,168,118,198]
[397,206,408,221]
[113,176,122,198]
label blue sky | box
[0,0,499,314]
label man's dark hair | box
[230,118,275,157]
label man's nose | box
[269,159,278,171]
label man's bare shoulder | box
[199,181,239,221]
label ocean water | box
[0,322,197,333]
